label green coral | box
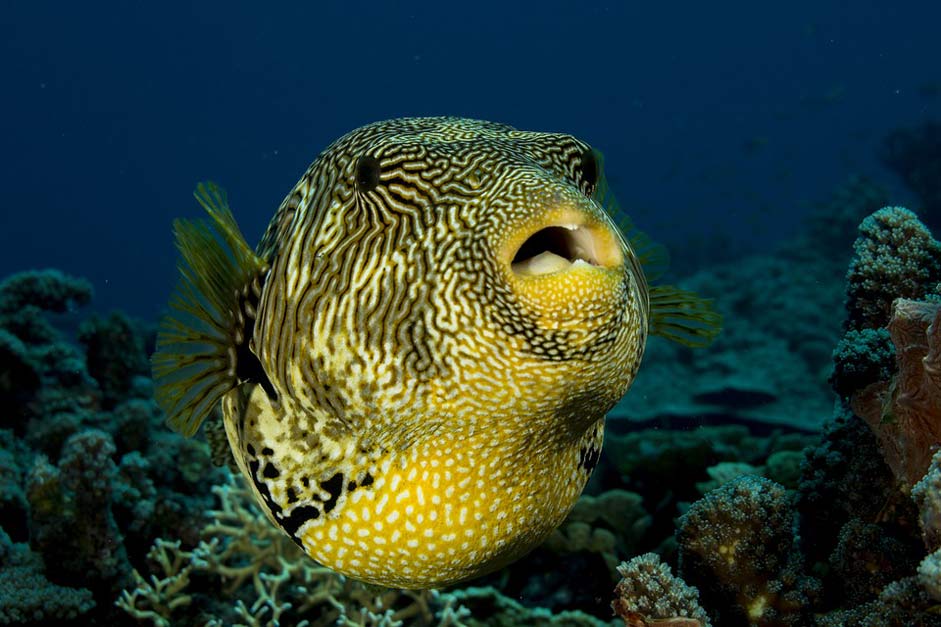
[762,450,804,490]
[695,462,760,495]
[445,587,613,627]
[27,429,128,586]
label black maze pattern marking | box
[253,117,613,396]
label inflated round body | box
[222,117,648,588]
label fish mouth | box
[510,222,622,277]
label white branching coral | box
[116,472,471,627]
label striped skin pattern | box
[222,117,649,588]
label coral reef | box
[118,472,617,627]
[600,206,941,627]
[118,473,470,626]
[0,269,224,625]
[78,312,151,409]
[4,185,941,625]
[0,267,626,625]
[834,205,941,488]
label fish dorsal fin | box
[152,182,270,437]
[649,285,722,348]
[591,150,669,281]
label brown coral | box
[851,299,941,489]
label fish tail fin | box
[152,182,268,437]
[649,285,722,348]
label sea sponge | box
[850,299,941,488]
[844,206,941,330]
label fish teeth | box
[512,251,572,276]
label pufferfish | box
[153,117,719,589]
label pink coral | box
[851,298,941,489]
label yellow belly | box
[223,384,604,589]
[297,429,593,588]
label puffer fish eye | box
[578,147,599,194]
[355,155,381,192]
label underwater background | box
[2,1,941,625]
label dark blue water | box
[2,1,938,318]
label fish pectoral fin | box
[649,285,722,348]
[152,182,270,437]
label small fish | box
[153,117,719,589]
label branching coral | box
[0,269,92,317]
[118,473,475,627]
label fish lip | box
[508,218,623,278]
